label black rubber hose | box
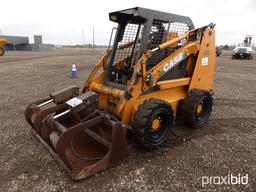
[70,136,103,161]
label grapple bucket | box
[25,86,129,180]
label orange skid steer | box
[0,39,7,56]
[25,7,216,180]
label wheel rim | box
[196,96,211,126]
[147,108,171,146]
[151,119,160,130]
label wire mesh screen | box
[147,19,169,49]
[168,22,189,46]
[147,20,189,69]
[147,19,169,68]
[113,24,143,65]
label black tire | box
[132,99,174,150]
[0,47,5,56]
[181,89,213,129]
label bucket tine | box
[33,104,66,133]
[25,85,80,132]
[25,98,51,126]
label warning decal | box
[202,57,208,66]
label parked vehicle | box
[232,46,253,60]
[216,47,222,56]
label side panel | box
[136,86,187,113]
[120,86,187,125]
[189,28,216,91]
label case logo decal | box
[162,51,187,73]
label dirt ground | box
[0,49,256,192]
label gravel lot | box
[0,49,256,192]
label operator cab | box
[106,7,194,88]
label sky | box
[0,0,255,46]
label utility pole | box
[92,26,95,49]
[82,29,85,47]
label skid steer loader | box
[25,7,216,180]
[0,39,7,56]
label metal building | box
[0,35,31,51]
[0,35,53,52]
